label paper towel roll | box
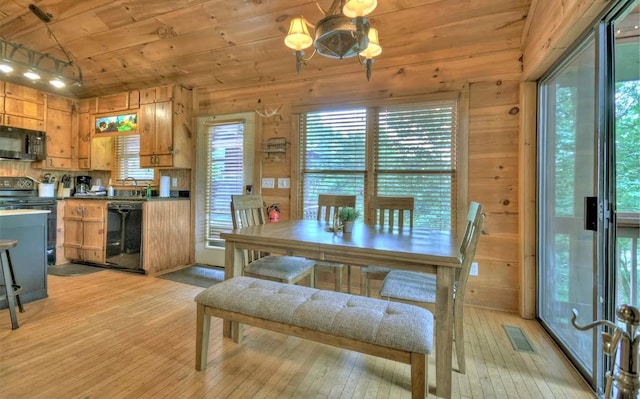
[159,176,171,198]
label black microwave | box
[0,125,46,161]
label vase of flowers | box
[338,206,360,233]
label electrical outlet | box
[277,178,290,189]
[171,177,178,187]
[470,262,479,276]
[261,178,275,189]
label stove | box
[0,177,57,264]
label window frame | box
[291,91,469,236]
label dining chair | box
[379,201,485,374]
[312,194,356,292]
[230,194,316,286]
[359,196,414,296]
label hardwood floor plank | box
[0,271,596,399]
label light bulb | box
[23,70,41,80]
[50,78,66,88]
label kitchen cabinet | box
[1,82,45,130]
[77,110,91,169]
[142,200,191,274]
[139,85,192,168]
[63,200,106,264]
[0,211,48,309]
[40,94,75,169]
[90,136,114,171]
[96,91,139,113]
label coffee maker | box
[75,175,92,195]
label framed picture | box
[95,112,138,134]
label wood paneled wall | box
[194,50,523,312]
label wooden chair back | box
[368,196,415,229]
[230,195,267,264]
[316,194,356,223]
[455,201,485,302]
[230,195,266,229]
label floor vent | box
[503,325,537,354]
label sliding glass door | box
[538,0,639,394]
[538,35,599,380]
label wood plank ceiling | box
[0,0,531,99]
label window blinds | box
[299,99,457,230]
[300,108,367,217]
[114,135,154,182]
[205,121,245,242]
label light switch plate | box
[277,178,290,189]
[261,178,275,189]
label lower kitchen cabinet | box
[63,200,106,264]
[142,200,191,274]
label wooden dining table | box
[220,219,461,399]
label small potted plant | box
[338,206,360,233]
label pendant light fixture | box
[284,0,382,81]
[0,4,82,89]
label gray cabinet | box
[0,212,48,308]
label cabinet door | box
[91,136,114,171]
[63,203,84,260]
[139,102,156,156]
[4,98,45,120]
[2,114,45,130]
[4,82,45,103]
[139,101,173,168]
[44,108,73,169]
[154,101,173,156]
[77,112,91,169]
[82,204,105,263]
[96,92,129,113]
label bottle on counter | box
[107,179,114,197]
[146,183,151,198]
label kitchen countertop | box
[0,209,51,216]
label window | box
[113,135,153,182]
[299,99,458,230]
[204,121,246,246]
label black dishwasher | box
[106,202,143,272]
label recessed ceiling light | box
[50,78,65,88]
[0,64,13,73]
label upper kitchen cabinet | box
[1,82,45,130]
[96,91,139,113]
[76,104,91,169]
[37,94,76,169]
[138,85,192,169]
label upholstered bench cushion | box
[380,270,437,303]
[244,256,315,280]
[195,276,433,354]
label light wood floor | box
[0,269,596,398]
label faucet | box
[124,177,138,196]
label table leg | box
[435,267,454,398]
[222,240,244,338]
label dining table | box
[220,219,461,399]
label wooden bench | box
[195,276,434,398]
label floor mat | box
[48,263,105,277]
[156,265,224,288]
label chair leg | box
[360,268,368,296]
[334,267,342,292]
[1,250,20,330]
[455,311,465,374]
